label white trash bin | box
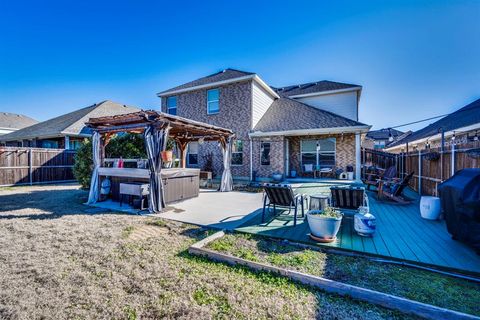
[420,196,441,220]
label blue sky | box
[0,0,479,131]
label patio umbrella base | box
[309,233,336,243]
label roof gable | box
[0,100,140,141]
[158,68,255,96]
[0,112,38,130]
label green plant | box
[73,138,93,189]
[309,207,342,218]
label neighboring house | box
[0,112,38,135]
[363,128,404,149]
[158,68,371,181]
[385,98,480,153]
[0,100,140,149]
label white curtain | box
[144,124,170,213]
[87,131,101,204]
[220,136,233,192]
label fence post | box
[418,148,422,195]
[451,143,455,176]
[28,148,33,185]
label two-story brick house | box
[158,69,370,181]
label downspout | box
[249,136,253,182]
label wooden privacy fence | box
[362,141,480,196]
[0,147,76,186]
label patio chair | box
[330,185,369,212]
[378,172,414,204]
[302,164,315,177]
[262,184,307,226]
[364,166,397,190]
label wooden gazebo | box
[85,110,235,213]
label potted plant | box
[161,138,175,163]
[307,206,343,242]
[272,171,283,182]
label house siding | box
[161,80,253,179]
[251,81,275,129]
[294,91,358,121]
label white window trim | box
[167,96,177,115]
[300,138,336,168]
[207,88,220,115]
[260,142,271,166]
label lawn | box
[0,185,414,319]
[206,233,480,317]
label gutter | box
[249,125,371,138]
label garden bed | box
[203,232,480,317]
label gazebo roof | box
[86,110,234,141]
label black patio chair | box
[261,184,306,226]
[330,185,369,212]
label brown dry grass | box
[0,185,409,320]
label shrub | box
[73,139,93,189]
[73,133,147,189]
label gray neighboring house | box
[158,68,371,181]
[386,98,480,153]
[0,100,140,149]
[0,112,38,136]
[363,128,404,149]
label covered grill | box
[438,168,480,254]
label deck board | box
[235,182,480,275]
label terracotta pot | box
[161,150,173,162]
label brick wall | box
[251,136,285,180]
[161,80,252,179]
[287,134,356,176]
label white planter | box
[307,210,343,239]
[420,196,441,220]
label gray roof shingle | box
[158,68,255,95]
[387,98,480,148]
[273,80,361,97]
[366,128,403,140]
[253,98,367,133]
[0,112,38,130]
[0,100,140,141]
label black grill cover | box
[438,168,480,253]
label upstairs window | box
[187,142,198,165]
[231,140,243,166]
[207,88,219,114]
[260,142,271,165]
[167,96,177,115]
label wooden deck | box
[235,183,480,276]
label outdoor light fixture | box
[316,141,321,152]
[388,128,394,142]
[198,137,204,145]
[451,131,456,141]
[474,131,479,141]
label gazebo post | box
[175,139,188,169]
